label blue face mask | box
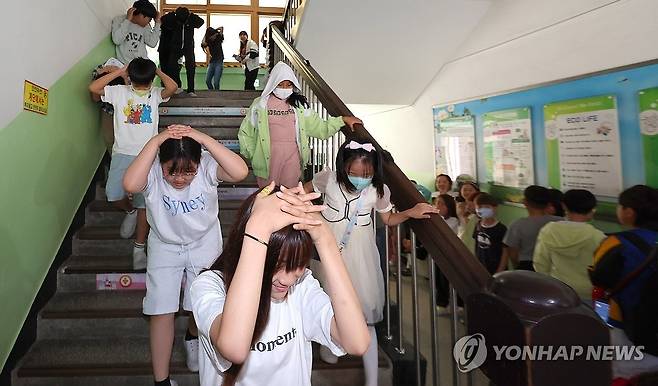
[348,176,372,191]
[476,207,495,219]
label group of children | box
[428,173,658,380]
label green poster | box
[482,107,533,191]
[433,114,476,179]
[638,87,658,188]
[544,95,622,197]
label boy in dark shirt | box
[473,193,507,274]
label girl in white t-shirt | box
[307,139,439,386]
[123,125,249,386]
[190,183,370,386]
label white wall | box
[295,0,492,105]
[356,0,658,186]
[0,0,132,130]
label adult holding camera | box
[201,26,225,91]
[233,31,260,90]
[159,7,205,96]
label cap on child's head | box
[524,185,550,209]
[562,189,597,215]
[133,0,157,19]
[127,58,157,86]
[474,192,498,207]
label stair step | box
[63,255,137,274]
[41,290,146,319]
[86,199,245,227]
[158,106,246,116]
[169,90,260,99]
[159,116,244,128]
[73,225,232,256]
[162,97,253,107]
[38,315,189,340]
[12,373,200,386]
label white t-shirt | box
[144,152,221,244]
[101,85,169,156]
[190,269,346,386]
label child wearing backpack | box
[590,185,658,380]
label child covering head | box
[533,189,605,300]
[123,125,249,386]
[238,61,362,188]
[307,138,439,386]
[190,184,370,386]
[89,58,178,269]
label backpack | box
[608,232,658,356]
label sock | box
[154,377,171,386]
[185,328,198,341]
[364,326,378,386]
[134,242,145,249]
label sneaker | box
[170,380,178,386]
[174,88,184,94]
[187,92,197,97]
[132,247,147,270]
[436,306,451,316]
[184,338,200,372]
[119,210,137,239]
[319,345,338,364]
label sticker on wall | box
[23,80,48,115]
[96,273,146,290]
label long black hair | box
[335,138,385,197]
[618,185,658,231]
[208,186,313,385]
[159,137,202,174]
[438,193,457,220]
[285,90,308,109]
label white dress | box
[311,170,393,324]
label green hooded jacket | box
[238,96,344,179]
[533,221,606,299]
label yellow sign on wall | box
[23,80,48,115]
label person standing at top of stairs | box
[159,7,205,96]
[89,58,178,270]
[123,125,249,386]
[111,0,161,66]
[238,61,362,189]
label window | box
[209,13,251,61]
[160,0,284,64]
[258,15,281,63]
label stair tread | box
[161,98,253,108]
[42,291,146,318]
[159,116,244,127]
[88,199,247,213]
[63,255,137,273]
[16,337,189,374]
[77,224,231,240]
[169,90,260,99]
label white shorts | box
[143,223,222,315]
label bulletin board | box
[432,61,658,203]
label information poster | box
[23,80,48,115]
[638,87,658,188]
[544,95,622,197]
[482,107,534,189]
[433,114,477,179]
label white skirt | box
[311,221,385,324]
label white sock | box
[364,326,378,386]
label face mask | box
[273,87,293,100]
[476,207,495,219]
[348,176,372,191]
[131,86,151,97]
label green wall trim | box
[0,36,113,368]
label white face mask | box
[273,87,293,100]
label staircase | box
[11,90,392,386]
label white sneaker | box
[174,88,184,94]
[187,92,197,97]
[184,338,200,372]
[119,210,137,239]
[132,247,147,270]
[170,380,179,386]
[319,345,338,364]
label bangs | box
[268,226,313,272]
[167,157,198,175]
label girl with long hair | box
[190,183,370,386]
